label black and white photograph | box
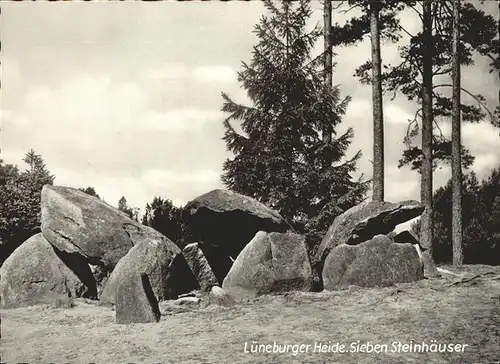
[0,0,499,362]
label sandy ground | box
[1,264,499,364]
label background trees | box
[117,196,139,221]
[411,166,500,265]
[142,197,186,248]
[220,0,368,253]
[79,186,101,199]
[0,150,54,265]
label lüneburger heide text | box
[243,340,469,356]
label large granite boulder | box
[393,230,440,278]
[185,189,293,257]
[40,185,170,276]
[101,233,197,304]
[115,273,161,324]
[182,243,218,291]
[322,235,424,290]
[222,232,313,300]
[314,200,425,274]
[0,233,96,308]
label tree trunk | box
[370,1,384,202]
[323,0,333,145]
[420,0,434,257]
[452,0,463,265]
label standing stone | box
[222,232,313,300]
[323,235,423,291]
[197,243,234,285]
[314,200,425,276]
[101,235,196,304]
[322,235,424,290]
[116,273,161,324]
[0,233,95,308]
[182,243,218,291]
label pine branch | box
[433,84,498,126]
[340,2,360,14]
[398,24,415,39]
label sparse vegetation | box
[2,265,499,363]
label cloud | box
[147,63,190,81]
[52,167,151,209]
[463,122,500,150]
[147,64,238,85]
[143,109,225,132]
[193,65,237,84]
[142,168,220,187]
[385,165,421,201]
[11,73,224,143]
[472,153,499,177]
[0,147,25,166]
[1,57,22,87]
[51,166,223,211]
[385,102,417,126]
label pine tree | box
[451,0,463,265]
[334,2,497,169]
[370,0,385,202]
[420,0,434,256]
[221,0,368,252]
[381,2,498,170]
[330,1,416,201]
[341,1,497,256]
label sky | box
[1,1,499,215]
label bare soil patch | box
[1,265,499,364]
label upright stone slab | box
[222,232,313,300]
[314,200,425,276]
[182,243,218,291]
[115,273,161,324]
[101,235,196,304]
[323,235,424,290]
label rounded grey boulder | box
[101,233,197,304]
[222,232,313,300]
[0,233,95,308]
[314,200,425,276]
[322,235,424,290]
